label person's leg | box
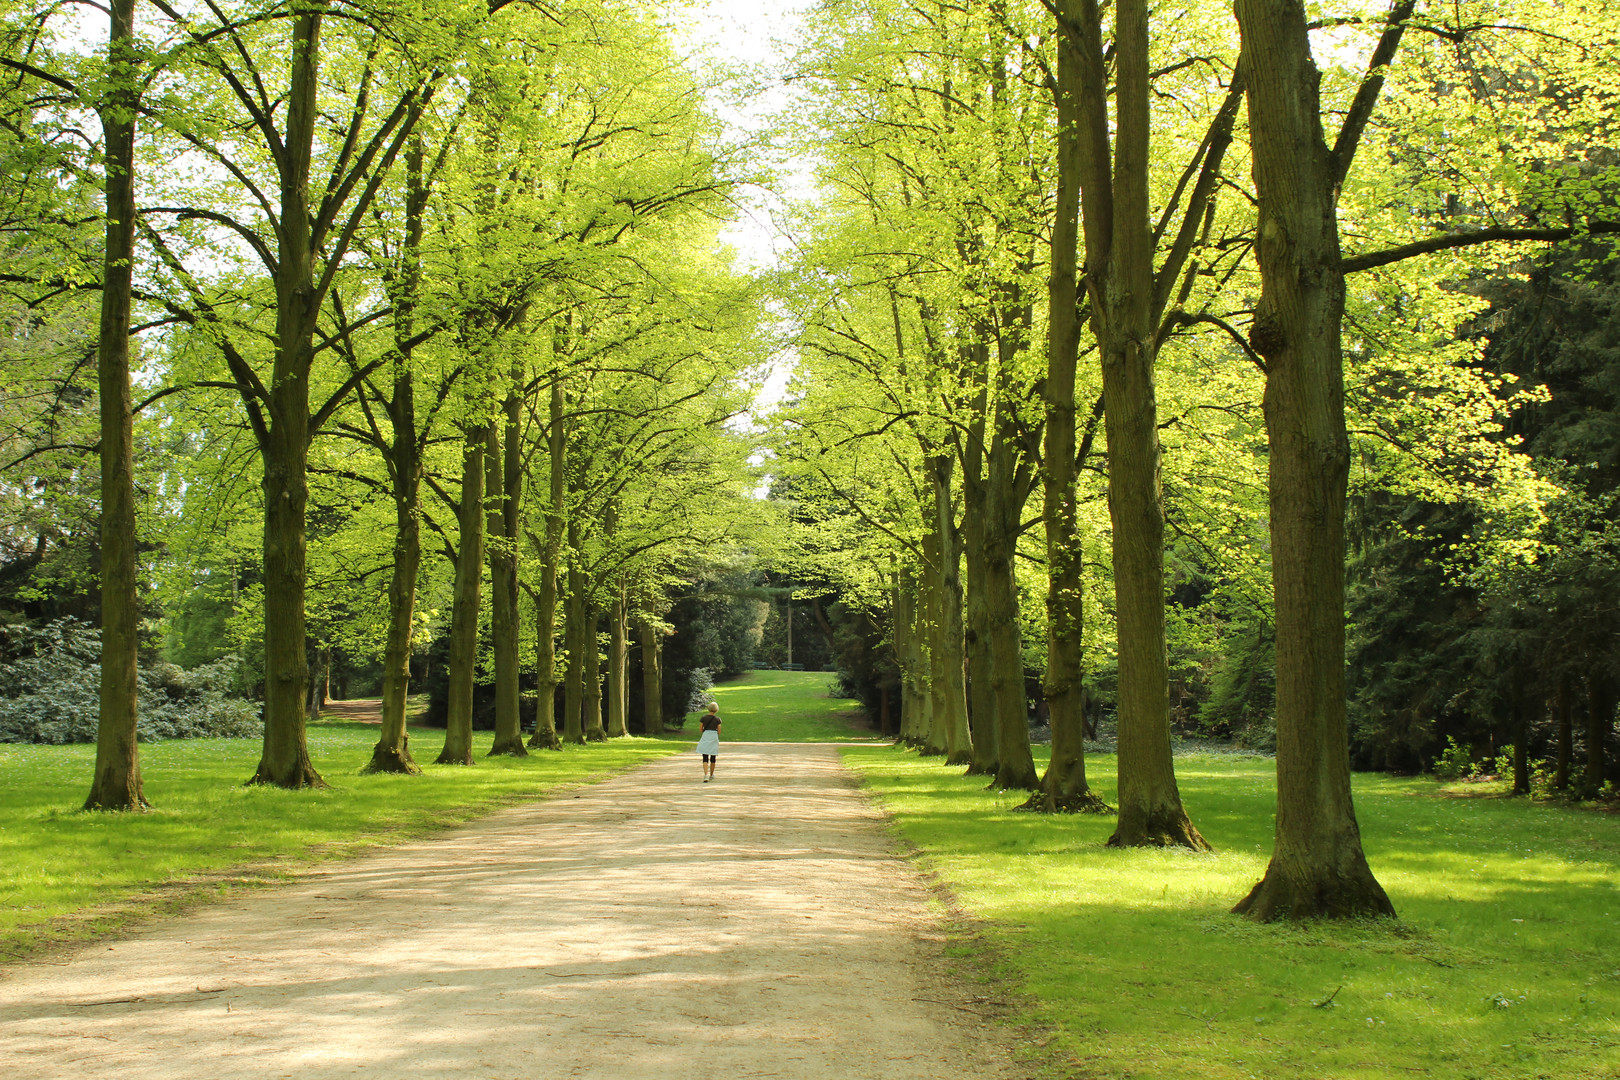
[708,754,717,780]
[699,753,706,779]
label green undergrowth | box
[667,669,875,743]
[0,722,679,961]
[842,746,1620,1080]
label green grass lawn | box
[0,721,679,960]
[667,669,875,743]
[842,746,1620,1080]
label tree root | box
[1108,804,1209,851]
[361,742,421,775]
[1016,789,1114,814]
[1233,861,1396,921]
[487,737,529,758]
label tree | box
[83,0,146,810]
[1228,0,1408,919]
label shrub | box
[0,619,261,744]
[1433,736,1476,781]
[684,667,715,715]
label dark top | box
[700,715,721,733]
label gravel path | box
[0,743,1028,1079]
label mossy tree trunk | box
[640,618,664,734]
[364,139,427,777]
[1581,675,1613,800]
[86,0,147,811]
[1230,0,1405,919]
[246,7,332,790]
[1029,17,1106,814]
[437,427,487,766]
[1060,0,1222,847]
[607,590,629,737]
[583,605,606,741]
[929,455,973,765]
[527,377,566,750]
[563,538,586,745]
[983,418,1039,793]
[487,375,527,758]
[961,506,999,776]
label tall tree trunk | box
[1029,18,1106,814]
[961,508,999,775]
[249,7,327,789]
[1511,706,1530,796]
[920,520,949,757]
[894,567,924,746]
[487,389,527,757]
[930,455,973,765]
[640,619,664,734]
[1581,675,1611,800]
[527,378,566,749]
[607,590,628,737]
[1553,675,1572,791]
[583,605,606,741]
[1060,0,1203,845]
[86,0,146,811]
[1231,0,1396,919]
[366,136,427,776]
[563,539,585,745]
[983,448,1039,792]
[436,427,486,766]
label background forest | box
[0,0,1616,909]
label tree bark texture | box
[1581,676,1612,799]
[640,619,664,734]
[1553,675,1571,791]
[487,399,526,757]
[981,421,1039,792]
[930,456,973,765]
[1061,0,1202,845]
[364,137,427,776]
[1512,708,1530,796]
[436,427,486,766]
[607,592,629,737]
[583,605,606,741]
[919,521,949,757]
[961,507,1000,775]
[1231,0,1395,919]
[249,7,328,789]
[528,379,567,749]
[563,541,585,745]
[1029,17,1106,814]
[86,0,147,811]
[894,568,924,746]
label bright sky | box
[669,0,818,419]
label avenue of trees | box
[768,0,1618,919]
[1,0,1617,924]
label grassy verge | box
[842,745,1620,1080]
[0,721,679,960]
[665,669,875,743]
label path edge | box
[0,755,667,974]
[836,745,1074,1080]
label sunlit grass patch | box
[664,668,874,743]
[843,745,1620,1080]
[0,723,679,959]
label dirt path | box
[0,744,1028,1079]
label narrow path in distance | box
[0,744,1027,1080]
